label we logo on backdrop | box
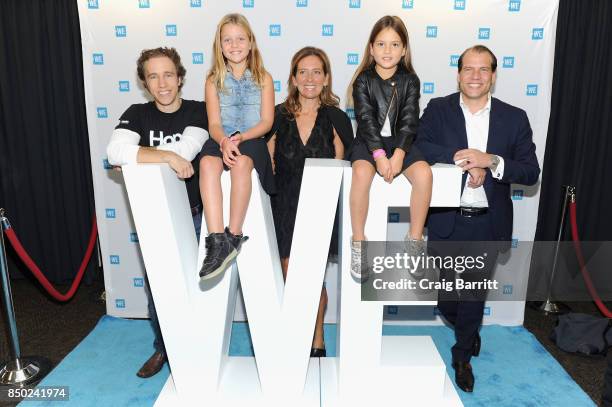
[503,56,515,68]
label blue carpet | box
[23,316,594,407]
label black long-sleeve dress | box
[269,104,354,259]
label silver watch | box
[490,155,500,172]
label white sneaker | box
[350,238,369,281]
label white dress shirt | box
[457,94,505,208]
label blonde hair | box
[347,16,415,106]
[208,13,266,91]
[284,47,340,116]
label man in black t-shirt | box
[107,47,208,378]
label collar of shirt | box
[459,93,491,117]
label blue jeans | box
[147,212,202,353]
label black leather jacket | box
[352,64,420,153]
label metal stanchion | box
[530,186,573,315]
[0,209,51,386]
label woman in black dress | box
[267,47,353,357]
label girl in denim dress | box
[199,13,276,280]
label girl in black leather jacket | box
[348,15,432,280]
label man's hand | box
[467,167,486,188]
[166,153,194,179]
[221,137,241,168]
[375,156,393,183]
[454,149,493,170]
[389,149,405,178]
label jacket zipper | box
[383,82,398,135]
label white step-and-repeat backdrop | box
[77,0,558,325]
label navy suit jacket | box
[415,92,540,241]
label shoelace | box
[351,243,362,273]
[204,236,224,264]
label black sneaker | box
[224,227,249,254]
[199,232,236,281]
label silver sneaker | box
[350,239,368,281]
[405,237,427,280]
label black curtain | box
[535,0,612,242]
[0,0,96,284]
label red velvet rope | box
[3,217,98,302]
[569,201,612,318]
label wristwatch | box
[490,154,500,172]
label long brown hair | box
[283,47,340,116]
[207,13,266,91]
[347,16,415,106]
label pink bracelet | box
[372,149,386,160]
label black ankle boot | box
[199,232,236,280]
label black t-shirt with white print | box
[115,100,207,208]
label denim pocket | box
[218,87,235,108]
[243,83,261,106]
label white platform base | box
[155,338,462,407]
[155,357,321,407]
[321,337,462,407]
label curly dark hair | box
[136,47,186,89]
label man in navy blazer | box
[415,45,540,393]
